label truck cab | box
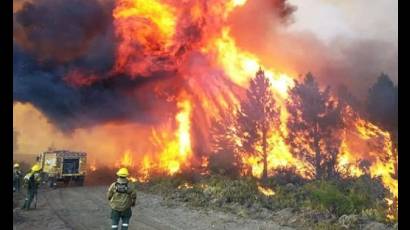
[37,150,87,187]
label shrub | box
[265,185,307,210]
[267,167,308,186]
[304,178,388,217]
[205,176,259,205]
[305,180,354,216]
[208,152,241,178]
[361,208,387,223]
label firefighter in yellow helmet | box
[13,163,22,192]
[107,167,136,230]
[22,164,42,210]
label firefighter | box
[13,163,22,192]
[22,164,42,210]
[107,167,136,230]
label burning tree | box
[366,73,398,180]
[337,84,362,113]
[367,73,398,136]
[237,68,280,181]
[209,108,242,177]
[286,73,343,180]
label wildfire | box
[81,0,400,218]
[137,156,151,182]
[257,185,275,196]
[129,97,193,180]
[231,0,247,7]
[200,156,210,175]
[89,160,97,172]
[15,0,396,220]
[120,150,133,168]
[159,98,193,175]
[129,176,137,183]
[351,117,397,200]
[113,0,177,76]
[204,28,294,98]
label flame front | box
[120,150,133,168]
[258,185,275,196]
[110,0,397,215]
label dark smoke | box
[13,0,115,63]
[13,0,397,134]
[228,0,397,100]
[13,42,179,132]
[13,0,184,132]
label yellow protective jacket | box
[107,178,137,212]
[23,172,41,190]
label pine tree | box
[237,68,280,180]
[209,108,241,177]
[367,73,398,143]
[286,73,343,179]
[367,73,398,180]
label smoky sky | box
[14,42,179,132]
[228,0,397,100]
[13,0,181,132]
[13,0,398,132]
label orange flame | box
[178,182,193,189]
[257,185,275,196]
[120,150,133,168]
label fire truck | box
[36,150,87,187]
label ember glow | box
[178,182,194,190]
[257,185,275,196]
[119,150,134,168]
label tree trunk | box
[392,130,398,179]
[314,124,322,180]
[262,128,268,181]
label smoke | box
[13,0,397,133]
[228,0,397,99]
[13,42,180,131]
[13,0,187,131]
[13,0,114,63]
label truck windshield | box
[62,159,80,174]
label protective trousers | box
[22,189,37,210]
[13,178,21,192]
[111,208,132,230]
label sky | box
[288,0,398,46]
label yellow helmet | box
[31,164,41,172]
[14,163,20,168]
[116,167,129,177]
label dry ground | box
[13,186,295,230]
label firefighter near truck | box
[36,150,87,187]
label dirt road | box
[13,186,294,230]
